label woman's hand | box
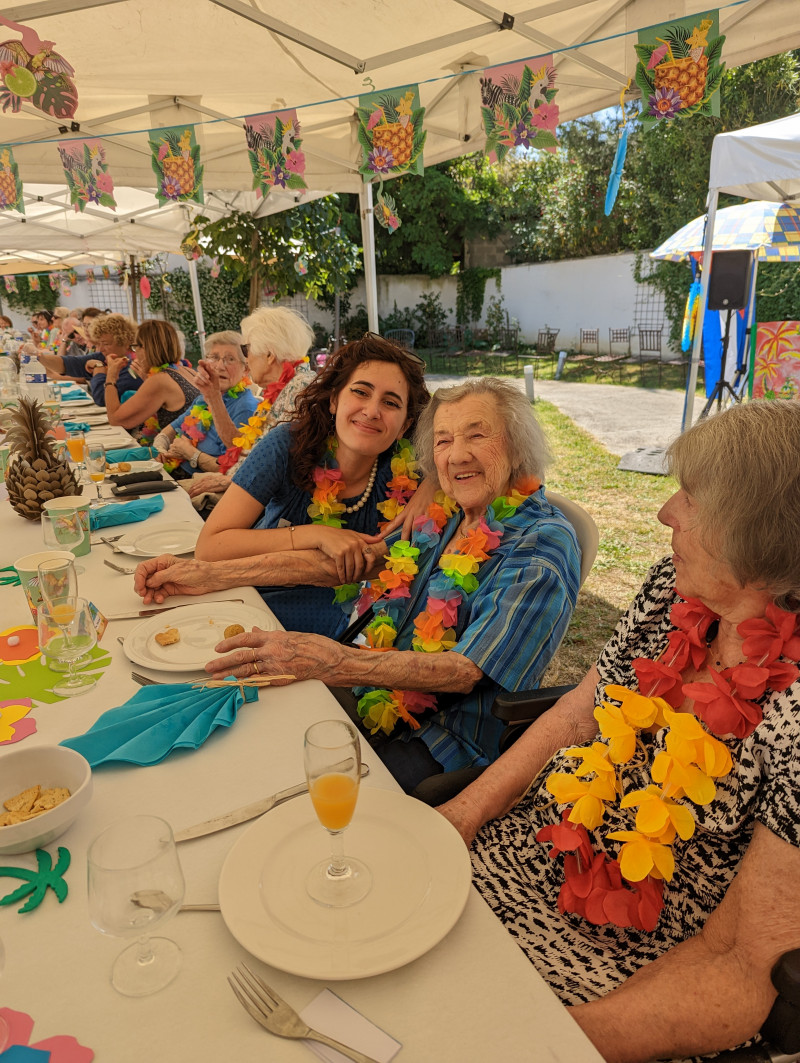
[436,793,485,848]
[374,476,438,541]
[295,525,378,584]
[165,435,197,461]
[195,359,221,401]
[205,628,339,685]
[187,473,230,497]
[133,554,225,604]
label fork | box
[104,559,136,575]
[131,672,161,686]
[228,965,379,1063]
[100,535,126,553]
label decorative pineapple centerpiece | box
[5,398,79,521]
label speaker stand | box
[700,309,744,419]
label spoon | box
[130,889,219,913]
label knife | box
[106,597,245,620]
[174,763,371,842]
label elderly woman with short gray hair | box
[149,376,581,793]
[153,330,259,478]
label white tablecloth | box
[0,416,603,1063]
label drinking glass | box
[37,557,85,672]
[87,815,185,996]
[66,430,86,481]
[303,719,371,908]
[37,596,97,697]
[85,442,106,504]
[41,509,85,575]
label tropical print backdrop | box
[753,322,800,400]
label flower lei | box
[355,476,541,737]
[137,363,173,444]
[539,594,800,932]
[161,379,252,473]
[307,436,420,610]
[218,358,307,474]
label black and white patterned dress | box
[471,557,800,1013]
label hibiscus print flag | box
[58,138,116,212]
[480,57,559,164]
[244,109,307,199]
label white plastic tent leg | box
[682,189,718,432]
[188,257,206,355]
[359,183,379,333]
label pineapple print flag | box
[28,274,40,291]
[57,138,117,213]
[101,266,110,279]
[85,267,95,285]
[357,83,425,233]
[4,275,17,294]
[244,109,307,199]
[148,125,204,207]
[0,145,24,213]
[636,10,725,127]
[480,58,559,163]
[49,273,60,290]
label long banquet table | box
[0,402,604,1062]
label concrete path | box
[426,374,687,459]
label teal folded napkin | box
[63,420,92,432]
[60,388,89,400]
[105,445,156,463]
[60,680,259,766]
[89,494,164,529]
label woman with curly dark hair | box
[191,335,430,638]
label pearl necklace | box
[343,460,378,513]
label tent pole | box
[188,257,206,357]
[359,183,379,333]
[682,189,718,432]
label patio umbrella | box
[651,201,800,262]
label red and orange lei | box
[217,358,306,474]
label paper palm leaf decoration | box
[60,681,259,767]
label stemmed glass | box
[41,509,85,575]
[303,719,371,908]
[37,557,88,672]
[85,442,106,505]
[37,596,97,697]
[66,429,86,483]
[87,815,185,996]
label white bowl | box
[0,744,93,855]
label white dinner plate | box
[107,459,161,474]
[122,601,279,672]
[114,521,199,558]
[219,787,472,980]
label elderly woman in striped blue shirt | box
[190,377,581,793]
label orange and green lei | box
[161,379,251,473]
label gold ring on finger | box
[252,658,261,675]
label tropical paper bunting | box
[0,15,78,118]
[244,109,307,198]
[635,10,725,127]
[357,83,425,233]
[28,274,39,291]
[480,57,559,163]
[58,138,117,212]
[148,125,204,206]
[0,145,24,213]
[3,275,17,294]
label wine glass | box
[41,509,85,575]
[37,557,87,672]
[303,719,371,908]
[87,815,185,997]
[66,429,86,482]
[85,442,106,505]
[37,596,97,697]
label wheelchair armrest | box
[761,949,800,1054]
[492,684,576,724]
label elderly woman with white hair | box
[184,307,315,499]
[136,377,581,792]
[153,330,259,478]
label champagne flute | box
[66,429,86,484]
[304,719,371,908]
[37,596,97,697]
[85,442,106,505]
[41,509,85,575]
[87,815,185,996]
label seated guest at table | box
[37,307,105,383]
[152,331,259,478]
[134,377,581,791]
[103,318,199,441]
[432,398,800,1063]
[185,307,315,505]
[0,314,13,329]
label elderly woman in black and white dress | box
[439,400,800,1063]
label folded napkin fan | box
[89,494,164,530]
[60,681,259,767]
[105,445,156,463]
[63,420,92,432]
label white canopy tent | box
[3,0,800,331]
[684,110,800,430]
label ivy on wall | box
[455,267,500,325]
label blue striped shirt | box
[380,489,581,771]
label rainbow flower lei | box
[356,476,541,737]
[539,594,800,932]
[307,436,420,609]
[137,363,173,444]
[161,379,251,473]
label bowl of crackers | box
[0,744,93,855]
